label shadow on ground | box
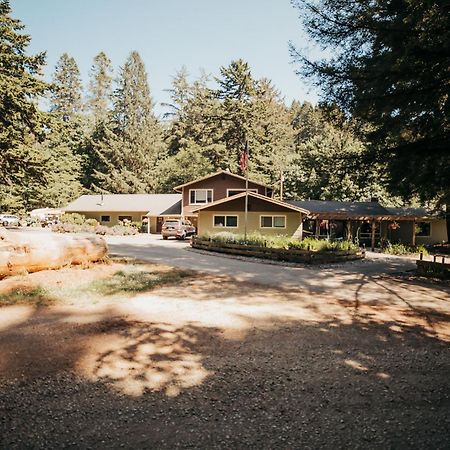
[0,290,449,449]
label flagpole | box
[244,140,249,241]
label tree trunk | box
[0,229,108,278]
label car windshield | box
[164,221,179,226]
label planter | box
[191,238,364,265]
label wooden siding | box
[182,172,269,216]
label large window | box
[189,189,213,205]
[100,215,110,222]
[415,221,431,237]
[260,215,286,228]
[227,189,258,197]
[213,215,238,228]
[118,215,132,222]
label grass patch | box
[0,286,56,306]
[83,265,192,297]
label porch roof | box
[286,200,433,220]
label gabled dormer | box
[173,170,273,218]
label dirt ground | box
[0,262,450,449]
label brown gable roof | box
[173,170,272,192]
[191,191,309,214]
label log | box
[0,228,108,278]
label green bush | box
[84,218,99,227]
[382,242,429,256]
[60,213,86,225]
[200,232,359,253]
[52,222,138,236]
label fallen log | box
[0,228,108,278]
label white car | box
[0,214,20,227]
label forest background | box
[1,0,448,216]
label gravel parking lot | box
[1,233,449,449]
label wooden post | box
[346,220,352,241]
[371,220,376,251]
[412,219,416,246]
[315,219,320,238]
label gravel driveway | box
[1,232,449,449]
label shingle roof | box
[64,194,181,215]
[286,200,432,219]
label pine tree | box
[50,53,83,121]
[92,51,165,193]
[215,59,258,172]
[290,0,450,204]
[87,51,113,123]
[0,0,49,212]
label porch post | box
[315,219,320,238]
[371,219,376,251]
[346,220,352,241]
[412,219,416,246]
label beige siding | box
[198,211,302,237]
[416,219,448,244]
[72,211,148,226]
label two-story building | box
[63,170,448,245]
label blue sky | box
[12,0,320,116]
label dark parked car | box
[161,219,196,240]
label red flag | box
[239,151,248,172]
[239,142,249,172]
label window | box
[190,189,213,204]
[100,215,110,222]
[415,222,431,237]
[118,215,132,222]
[213,215,238,228]
[260,215,286,228]
[227,189,258,197]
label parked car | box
[162,219,196,240]
[0,214,20,228]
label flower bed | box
[191,233,364,265]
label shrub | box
[84,218,99,227]
[60,213,86,225]
[382,242,429,256]
[199,232,359,253]
[52,223,138,236]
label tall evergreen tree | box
[215,59,258,172]
[290,0,450,205]
[92,51,165,193]
[87,51,113,123]
[50,53,83,121]
[0,0,49,212]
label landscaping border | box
[191,237,364,265]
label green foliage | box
[91,51,165,193]
[50,53,83,121]
[201,232,359,252]
[291,0,450,204]
[60,213,86,225]
[0,1,49,212]
[382,243,429,256]
[52,222,139,235]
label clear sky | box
[11,0,320,116]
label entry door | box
[157,217,164,233]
